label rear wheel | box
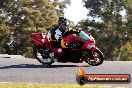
[33,45,53,67]
[85,49,104,66]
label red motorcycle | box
[30,30,104,66]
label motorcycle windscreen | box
[76,31,90,40]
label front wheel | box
[85,49,104,66]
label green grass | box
[0,82,104,88]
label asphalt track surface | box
[0,56,132,87]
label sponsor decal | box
[76,67,131,85]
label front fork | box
[85,44,98,62]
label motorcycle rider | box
[45,16,80,59]
[45,16,68,56]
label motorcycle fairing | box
[61,31,97,50]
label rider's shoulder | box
[51,26,59,31]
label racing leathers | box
[45,26,64,55]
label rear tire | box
[33,45,53,67]
[85,49,104,66]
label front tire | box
[85,49,104,66]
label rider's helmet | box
[58,16,67,32]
